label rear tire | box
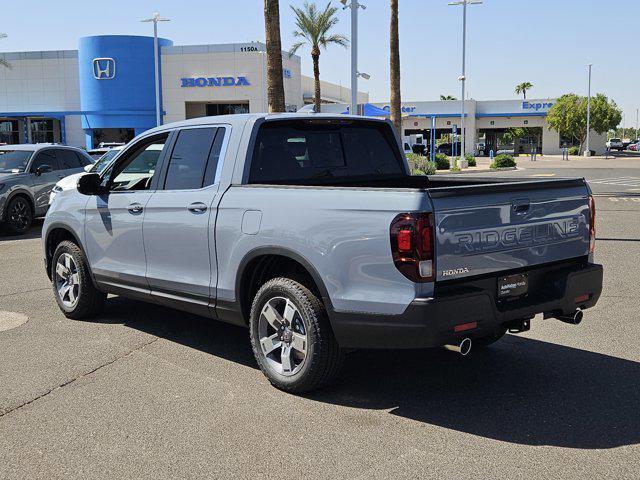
[3,196,33,235]
[249,277,344,393]
[51,240,106,319]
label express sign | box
[522,101,554,111]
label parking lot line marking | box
[531,173,556,177]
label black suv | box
[0,144,92,235]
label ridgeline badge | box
[181,76,250,88]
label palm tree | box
[264,0,286,112]
[389,0,402,137]
[515,82,533,100]
[440,95,457,101]
[290,2,348,113]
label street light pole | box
[449,0,482,160]
[142,13,170,127]
[342,1,365,115]
[585,63,592,156]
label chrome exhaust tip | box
[556,309,583,325]
[444,337,472,356]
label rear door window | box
[248,120,404,184]
[57,149,82,169]
[164,127,219,190]
[30,150,59,172]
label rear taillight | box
[390,212,435,282]
[588,194,596,253]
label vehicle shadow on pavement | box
[312,336,640,450]
[0,219,43,242]
[100,297,257,369]
[98,298,639,450]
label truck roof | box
[143,113,390,137]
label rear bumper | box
[330,259,603,349]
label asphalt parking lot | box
[1,154,639,479]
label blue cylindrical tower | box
[78,35,173,148]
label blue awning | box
[363,103,390,116]
[341,104,391,116]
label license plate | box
[498,273,528,298]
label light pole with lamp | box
[141,13,170,127]
[585,63,592,156]
[341,0,366,115]
[448,0,482,159]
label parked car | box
[0,144,92,234]
[87,142,125,160]
[628,143,638,152]
[49,146,124,204]
[43,114,603,393]
[606,138,624,151]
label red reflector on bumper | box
[575,294,590,303]
[454,321,478,333]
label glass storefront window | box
[205,103,250,116]
[30,118,56,144]
[0,120,19,145]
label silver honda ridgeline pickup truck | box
[43,114,603,393]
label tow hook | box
[505,318,531,334]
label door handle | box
[188,202,208,214]
[127,203,143,214]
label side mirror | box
[77,173,103,196]
[35,164,52,176]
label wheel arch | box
[44,223,89,281]
[5,189,35,216]
[235,247,335,326]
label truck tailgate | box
[429,179,591,281]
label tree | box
[515,82,533,99]
[440,95,457,101]
[264,0,286,112]
[547,93,622,151]
[290,2,348,113]
[0,58,9,69]
[389,0,402,137]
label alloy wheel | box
[9,198,30,232]
[258,296,308,376]
[55,253,80,309]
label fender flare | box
[235,246,335,314]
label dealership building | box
[312,99,607,156]
[0,35,367,148]
[0,34,603,155]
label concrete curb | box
[434,166,518,174]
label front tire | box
[3,196,33,235]
[249,277,344,393]
[51,240,106,319]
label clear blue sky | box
[2,0,638,126]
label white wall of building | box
[0,50,80,113]
[301,75,368,104]
[161,43,302,122]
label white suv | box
[606,138,624,151]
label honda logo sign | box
[92,58,116,80]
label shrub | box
[465,153,476,167]
[435,153,450,170]
[490,154,517,169]
[407,153,436,175]
[568,146,579,156]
